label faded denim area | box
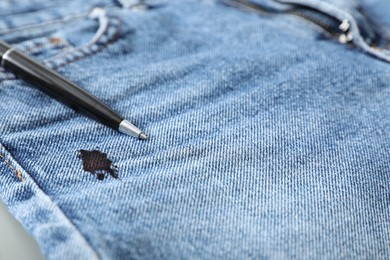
[0,0,390,259]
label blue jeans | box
[1,0,390,259]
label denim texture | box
[1,0,390,259]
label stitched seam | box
[22,41,68,54]
[0,12,89,35]
[0,15,121,82]
[0,5,61,18]
[47,16,122,70]
[0,144,100,259]
[0,153,24,182]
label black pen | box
[0,40,147,140]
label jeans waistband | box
[0,0,114,32]
[223,0,390,62]
[1,0,390,64]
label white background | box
[0,200,43,260]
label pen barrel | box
[0,41,12,57]
[1,49,123,129]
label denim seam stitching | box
[0,143,100,259]
[0,12,89,35]
[22,40,70,54]
[0,4,67,19]
[0,4,117,35]
[45,15,122,70]
[0,15,121,83]
[0,153,24,182]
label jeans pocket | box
[0,7,121,81]
[221,0,390,62]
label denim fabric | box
[1,0,390,259]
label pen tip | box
[139,132,148,140]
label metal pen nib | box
[119,119,148,140]
[138,132,148,140]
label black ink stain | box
[78,149,118,180]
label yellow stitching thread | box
[0,153,25,182]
